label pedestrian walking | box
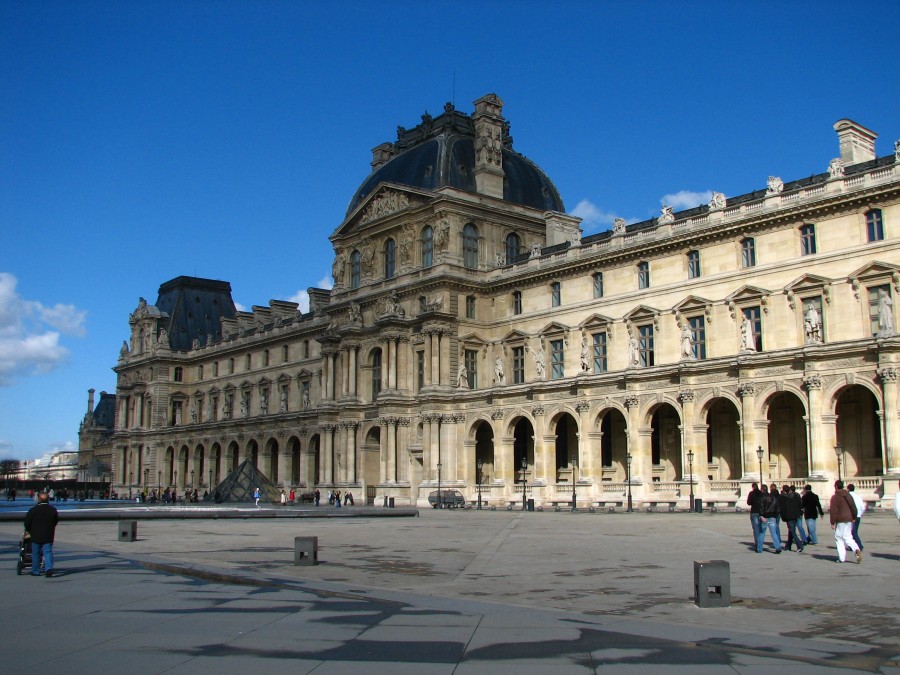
[24,492,59,577]
[756,485,783,554]
[280,489,287,505]
[314,489,320,506]
[894,479,900,525]
[747,482,761,545]
[847,483,865,551]
[253,487,261,508]
[781,484,805,553]
[829,480,861,564]
[801,484,824,544]
[289,488,295,504]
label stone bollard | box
[294,536,318,566]
[118,521,137,542]
[693,560,730,608]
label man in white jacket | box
[894,480,900,524]
[847,484,866,551]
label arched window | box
[371,348,382,399]
[350,250,361,289]
[463,223,479,269]
[384,238,396,279]
[505,232,522,263]
[421,226,433,268]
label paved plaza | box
[0,504,898,673]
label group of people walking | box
[747,480,867,563]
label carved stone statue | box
[629,334,640,366]
[240,393,249,418]
[804,303,822,343]
[191,338,200,350]
[302,383,310,408]
[223,394,232,420]
[260,390,268,415]
[530,242,541,259]
[120,340,129,357]
[680,324,694,359]
[494,356,505,385]
[613,218,626,235]
[658,205,675,224]
[766,176,784,195]
[740,316,756,351]
[280,388,288,413]
[878,288,894,337]
[435,221,450,252]
[174,405,182,425]
[347,302,363,326]
[331,252,345,284]
[190,405,197,424]
[157,328,168,346]
[456,363,468,388]
[708,192,726,211]
[828,157,845,179]
[527,343,546,379]
[398,224,414,265]
[580,336,590,372]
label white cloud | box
[287,276,334,313]
[660,190,712,211]
[0,273,86,386]
[570,199,619,231]
[234,302,247,312]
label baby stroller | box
[16,531,43,576]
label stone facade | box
[99,96,900,510]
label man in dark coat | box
[24,492,59,577]
[781,485,805,552]
[756,484,783,553]
[801,484,824,544]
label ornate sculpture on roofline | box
[658,205,675,224]
[766,176,784,195]
[828,157,845,179]
[613,218,626,235]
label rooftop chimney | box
[833,119,877,165]
[472,93,506,199]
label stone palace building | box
[81,94,900,509]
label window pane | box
[465,295,476,319]
[465,349,478,389]
[513,291,522,315]
[638,325,654,367]
[688,251,700,279]
[372,350,382,398]
[800,224,817,255]
[743,306,763,351]
[422,227,433,268]
[384,239,395,279]
[638,262,650,289]
[688,316,706,359]
[463,224,479,269]
[350,251,361,288]
[867,210,884,242]
[742,239,756,267]
[551,282,561,307]
[506,233,521,263]
[592,332,607,373]
[550,339,565,379]
[512,346,525,384]
[593,273,603,299]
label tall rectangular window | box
[638,324,654,367]
[800,224,817,255]
[422,226,433,268]
[416,351,425,391]
[688,316,706,359]
[637,261,650,289]
[868,285,891,336]
[867,209,884,242]
[592,332,607,373]
[743,306,763,351]
[245,354,251,370]
[687,250,701,279]
[371,350,382,399]
[465,295,476,319]
[741,238,756,268]
[551,282,561,307]
[282,345,289,363]
[550,339,565,379]
[173,367,183,382]
[263,349,270,366]
[465,349,478,389]
[197,365,203,380]
[213,361,219,377]
[513,290,522,315]
[593,272,604,299]
[512,346,525,384]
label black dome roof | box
[346,103,564,216]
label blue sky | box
[2,0,899,460]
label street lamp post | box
[625,452,633,512]
[571,455,578,511]
[687,449,695,513]
[209,468,213,489]
[476,458,483,510]
[835,443,843,482]
[521,455,528,511]
[174,470,177,488]
[756,446,765,486]
[436,461,442,509]
[191,470,195,488]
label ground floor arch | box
[705,398,741,480]
[835,384,883,478]
[765,392,808,481]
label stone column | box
[277,442,289,487]
[679,390,697,481]
[803,375,823,478]
[387,418,398,482]
[431,415,442,479]
[532,406,549,483]
[576,401,591,475]
[439,330,451,386]
[342,422,358,484]
[349,347,358,398]
[321,425,334,485]
[430,332,440,386]
[340,349,349,397]
[816,414,837,477]
[323,353,332,400]
[423,332,433,387]
[879,368,900,474]
[738,383,761,480]
[441,415,457,481]
[378,418,389,483]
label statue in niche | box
[895,139,900,162]
[580,335,590,373]
[206,398,213,421]
[456,363,468,388]
[240,393,249,418]
[302,384,311,408]
[174,405,182,426]
[435,221,450,252]
[526,342,546,379]
[878,289,894,337]
[766,176,784,195]
[496,251,505,267]
[157,328,168,346]
[740,316,756,351]
[398,225,414,265]
[360,240,375,276]
[494,355,505,385]
[347,302,363,326]
[331,252,345,284]
[680,324,694,359]
[260,390,268,415]
[629,333,640,366]
[190,405,197,424]
[708,192,726,211]
[280,388,288,413]
[804,303,822,343]
[223,395,232,420]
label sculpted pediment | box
[847,260,900,283]
[500,329,529,342]
[579,313,615,329]
[334,184,428,237]
[622,305,659,322]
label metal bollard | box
[294,536,318,566]
[693,560,730,608]
[118,521,137,542]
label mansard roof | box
[92,392,116,429]
[154,276,237,351]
